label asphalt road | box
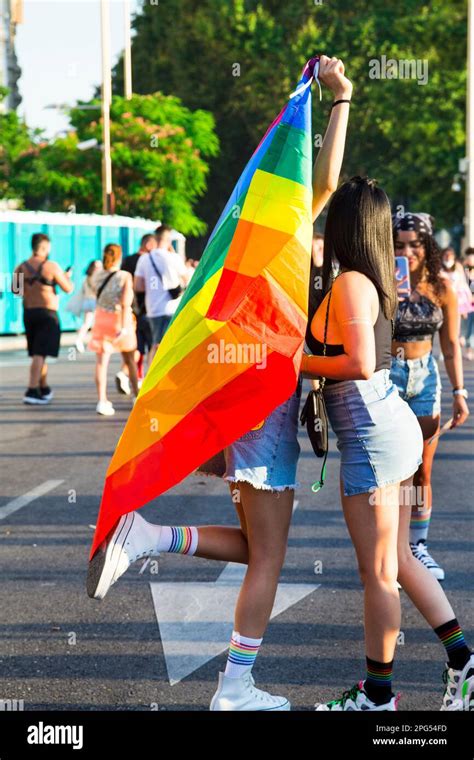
[0,345,472,711]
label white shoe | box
[410,540,445,581]
[210,671,290,711]
[441,654,474,711]
[96,400,115,416]
[75,338,85,353]
[115,371,131,395]
[315,681,400,711]
[87,512,159,600]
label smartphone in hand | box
[395,256,411,299]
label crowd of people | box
[13,224,198,415]
[85,56,473,713]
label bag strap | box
[310,279,335,492]
[318,282,334,391]
[148,252,163,282]
[96,271,117,301]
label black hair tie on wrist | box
[331,99,351,109]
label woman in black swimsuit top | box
[390,211,469,581]
[393,290,443,343]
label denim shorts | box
[390,351,441,417]
[324,369,423,497]
[196,378,302,491]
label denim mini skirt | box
[196,378,302,491]
[390,351,441,418]
[324,369,423,497]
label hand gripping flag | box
[90,57,320,558]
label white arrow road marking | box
[0,480,64,521]
[150,561,319,685]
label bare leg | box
[341,481,400,662]
[95,352,111,403]
[398,477,454,627]
[410,415,440,542]
[77,311,94,342]
[121,351,139,397]
[39,360,48,388]
[232,483,294,638]
[29,355,45,388]
[193,482,249,563]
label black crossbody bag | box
[299,287,334,492]
[148,252,183,300]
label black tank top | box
[306,294,393,385]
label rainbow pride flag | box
[90,57,319,558]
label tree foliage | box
[112,0,466,248]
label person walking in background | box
[462,247,474,360]
[74,260,103,353]
[441,246,472,341]
[88,244,139,416]
[115,233,157,394]
[12,232,73,405]
[390,214,469,581]
[134,224,187,362]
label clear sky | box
[15,0,140,137]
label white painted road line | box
[150,561,320,685]
[0,480,64,521]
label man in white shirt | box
[134,224,187,359]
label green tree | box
[0,87,37,202]
[7,91,219,235]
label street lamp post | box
[467,0,474,247]
[100,0,114,215]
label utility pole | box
[123,0,132,100]
[100,0,114,215]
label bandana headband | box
[392,212,434,236]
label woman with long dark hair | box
[391,214,469,580]
[302,178,473,711]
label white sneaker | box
[87,511,159,600]
[410,540,445,581]
[441,654,474,711]
[115,371,131,395]
[96,400,115,416]
[75,338,85,353]
[210,671,290,711]
[315,681,400,711]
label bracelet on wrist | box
[331,98,351,110]
[453,388,468,398]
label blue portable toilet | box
[0,210,186,335]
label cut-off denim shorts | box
[324,369,423,497]
[390,351,441,418]
[196,378,302,491]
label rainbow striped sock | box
[158,526,198,555]
[224,630,262,678]
[435,619,472,671]
[409,504,432,543]
[364,657,394,704]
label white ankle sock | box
[224,630,263,678]
[154,525,198,555]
